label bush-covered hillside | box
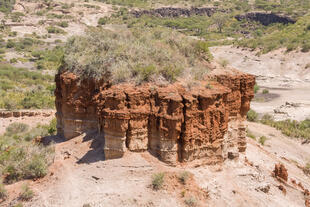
[103,0,310,53]
[0,0,15,13]
[0,64,55,110]
[0,120,56,184]
[62,27,212,84]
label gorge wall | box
[55,69,255,166]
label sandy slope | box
[2,119,309,207]
[210,45,310,121]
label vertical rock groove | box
[55,69,255,165]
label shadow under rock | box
[42,135,66,145]
[77,133,105,164]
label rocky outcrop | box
[235,12,296,26]
[55,69,255,165]
[131,8,295,27]
[0,110,54,118]
[273,163,288,181]
[131,7,225,18]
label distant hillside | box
[0,0,15,13]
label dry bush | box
[61,27,211,84]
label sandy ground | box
[2,117,310,207]
[210,45,310,121]
[0,110,55,135]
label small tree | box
[212,13,228,33]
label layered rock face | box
[55,69,255,165]
[131,7,223,18]
[235,12,295,26]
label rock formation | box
[0,110,54,118]
[55,69,255,165]
[235,12,295,26]
[131,7,224,18]
[131,8,295,27]
[273,163,288,181]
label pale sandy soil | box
[1,117,309,207]
[210,45,310,121]
[0,110,55,135]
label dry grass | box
[0,120,56,184]
[61,27,212,84]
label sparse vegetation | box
[178,171,190,184]
[19,184,34,201]
[259,136,267,145]
[0,0,15,13]
[262,89,269,94]
[98,17,108,25]
[62,27,211,84]
[152,172,165,190]
[261,115,310,139]
[0,64,55,110]
[247,109,258,122]
[46,26,66,34]
[32,46,64,70]
[0,181,7,200]
[219,58,229,67]
[246,130,256,140]
[254,84,260,93]
[57,21,69,28]
[0,120,55,184]
[184,196,197,206]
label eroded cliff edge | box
[55,69,255,166]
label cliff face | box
[235,12,296,26]
[55,70,255,166]
[131,7,223,18]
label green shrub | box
[33,47,64,70]
[8,31,17,37]
[19,184,34,201]
[152,172,165,190]
[46,26,65,34]
[11,12,24,22]
[24,155,48,179]
[98,17,108,25]
[254,84,260,93]
[262,89,269,94]
[259,136,267,145]
[0,0,15,13]
[247,109,258,122]
[57,21,69,28]
[301,43,310,53]
[6,40,15,48]
[260,113,274,125]
[0,64,55,110]
[48,118,57,135]
[261,118,310,139]
[10,58,18,63]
